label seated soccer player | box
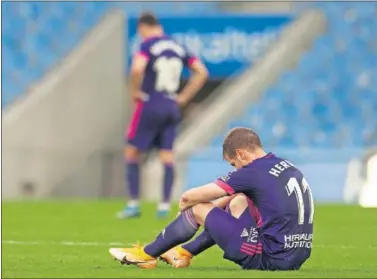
[109,127,314,271]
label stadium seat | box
[183,3,376,191]
[206,2,377,150]
[2,2,221,108]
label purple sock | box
[163,164,174,203]
[182,202,231,255]
[182,230,215,255]
[126,161,139,200]
[144,208,199,257]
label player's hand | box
[179,195,191,212]
[132,91,144,102]
[175,95,188,107]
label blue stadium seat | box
[2,2,222,108]
[205,3,377,150]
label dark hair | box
[138,12,160,26]
[222,127,262,159]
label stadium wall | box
[2,11,126,199]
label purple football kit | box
[127,35,197,151]
[206,153,314,270]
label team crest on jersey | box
[247,227,259,243]
[220,170,236,182]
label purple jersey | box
[137,35,197,100]
[214,153,314,265]
[127,35,196,151]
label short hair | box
[222,127,262,159]
[138,12,160,26]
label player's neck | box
[247,149,267,164]
[143,29,164,40]
[240,150,267,167]
[254,149,267,160]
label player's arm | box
[179,169,249,211]
[129,52,148,101]
[179,183,227,211]
[211,195,233,209]
[176,58,208,107]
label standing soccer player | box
[110,127,314,271]
[117,12,208,219]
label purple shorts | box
[205,200,308,271]
[126,99,180,151]
[204,205,264,270]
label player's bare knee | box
[125,145,141,162]
[192,203,215,226]
[229,194,248,219]
[159,149,174,165]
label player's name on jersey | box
[268,160,295,178]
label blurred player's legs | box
[116,144,142,219]
[157,149,175,218]
[156,117,178,217]
[117,100,147,219]
[117,99,179,219]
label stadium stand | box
[184,3,377,192]
[1,1,220,107]
[210,2,377,149]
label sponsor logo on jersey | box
[240,228,249,238]
[284,233,313,249]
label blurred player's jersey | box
[137,35,196,100]
[127,36,197,151]
[215,153,314,269]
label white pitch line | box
[2,240,377,250]
[2,240,131,247]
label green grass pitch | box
[2,200,377,278]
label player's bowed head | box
[179,127,266,211]
[222,127,265,169]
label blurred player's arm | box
[176,59,208,107]
[129,52,148,101]
[179,183,227,211]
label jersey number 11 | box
[286,177,314,225]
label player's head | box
[137,12,163,39]
[222,127,264,169]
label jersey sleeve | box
[214,168,252,195]
[182,46,199,68]
[135,41,151,61]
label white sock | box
[128,200,140,208]
[158,202,171,211]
